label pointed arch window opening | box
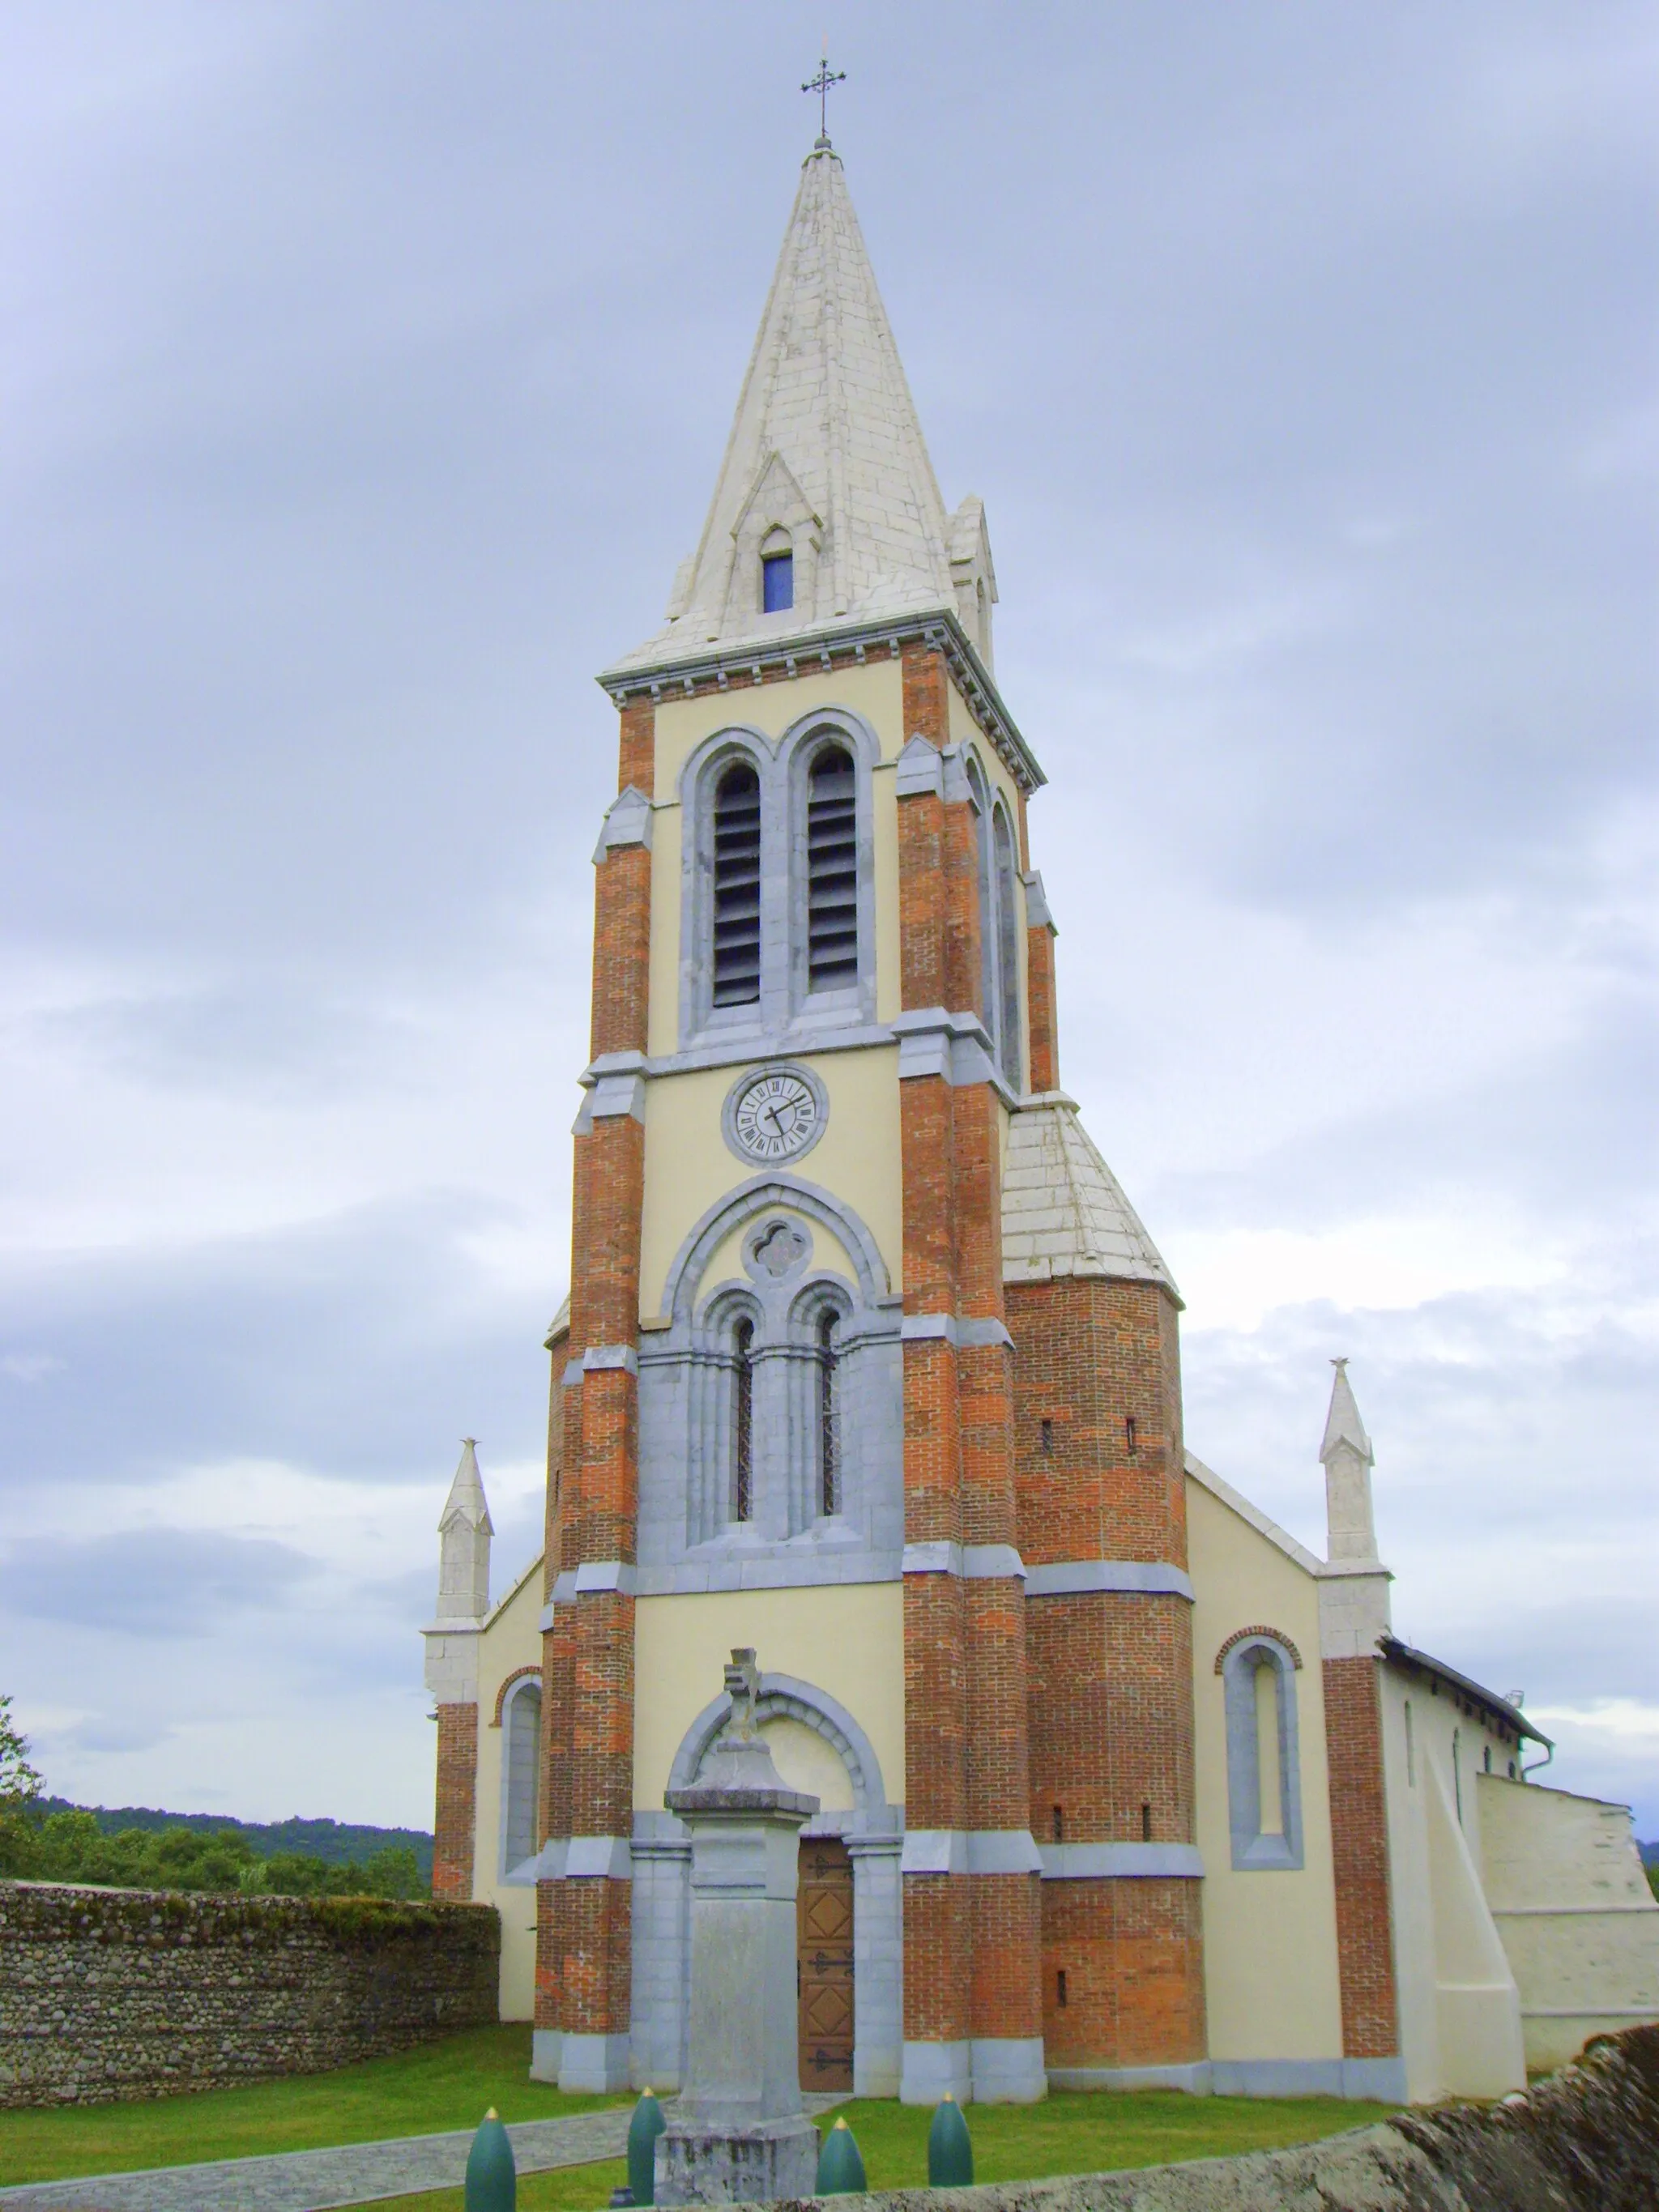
[731,1316,756,1523]
[762,550,795,612]
[817,1308,840,1518]
[712,762,762,1007]
[806,744,859,993]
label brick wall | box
[0,1884,498,2108]
[431,1703,478,1903]
[1008,1270,1205,2069]
[1324,1654,1400,2057]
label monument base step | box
[655,2114,821,2206]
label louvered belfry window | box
[806,746,858,991]
[712,761,762,1007]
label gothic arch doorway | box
[798,1835,854,2090]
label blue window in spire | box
[762,549,794,612]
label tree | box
[0,1694,42,1807]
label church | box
[421,133,1659,2110]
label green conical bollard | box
[464,2108,516,2212]
[815,2114,868,2195]
[626,2086,667,2206]
[928,2092,974,2187]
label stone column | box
[655,1652,821,2207]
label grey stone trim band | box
[539,1563,637,1617]
[970,2036,1047,2101]
[530,1836,632,1882]
[1207,2056,1410,2101]
[901,1829,1043,1876]
[582,1345,640,1376]
[899,1313,1014,1349]
[564,1836,633,1881]
[901,1541,1026,1581]
[1047,2061,1213,2095]
[1023,1558,1195,1600]
[1020,868,1055,932]
[891,1008,1015,1102]
[1039,1842,1205,1880]
[894,734,945,798]
[589,1072,646,1122]
[592,785,653,861]
[574,1561,637,1596]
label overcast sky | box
[2,4,1654,1840]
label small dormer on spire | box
[437,1437,493,1622]
[1320,1360,1378,1564]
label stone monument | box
[654,1649,821,2206]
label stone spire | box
[436,1437,493,1623]
[610,145,996,674]
[1320,1360,1377,1564]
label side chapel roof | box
[1001,1093,1180,1302]
[608,144,973,675]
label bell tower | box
[533,126,1203,2103]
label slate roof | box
[1001,1093,1180,1302]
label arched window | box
[992,803,1022,1089]
[1222,1632,1303,1870]
[731,1315,755,1522]
[817,1309,840,1517]
[805,746,859,993]
[712,763,762,1007]
[502,1678,542,1873]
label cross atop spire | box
[802,41,846,150]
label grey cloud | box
[0,1199,557,1494]
[0,1528,313,1638]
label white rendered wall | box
[1379,1665,1525,2099]
[1478,1774,1659,2072]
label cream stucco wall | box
[470,1556,545,2022]
[638,1047,902,1320]
[1186,1473,1346,2064]
[633,1582,904,1813]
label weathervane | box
[802,40,846,150]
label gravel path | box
[0,2094,851,2212]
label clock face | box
[731,1070,821,1161]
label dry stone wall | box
[0,1880,499,2107]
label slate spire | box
[612,146,996,672]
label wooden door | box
[797,1836,855,2091]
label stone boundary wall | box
[0,1881,500,2108]
[766,2026,1659,2211]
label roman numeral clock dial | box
[723,1066,827,1165]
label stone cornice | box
[596,608,1046,795]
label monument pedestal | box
[656,2116,820,2207]
[653,1649,821,2209]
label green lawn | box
[0,2027,625,2187]
[363,2079,1394,2211]
[1,2027,1393,2202]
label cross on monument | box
[723,1646,762,1741]
[802,41,847,150]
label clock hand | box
[764,1104,785,1135]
